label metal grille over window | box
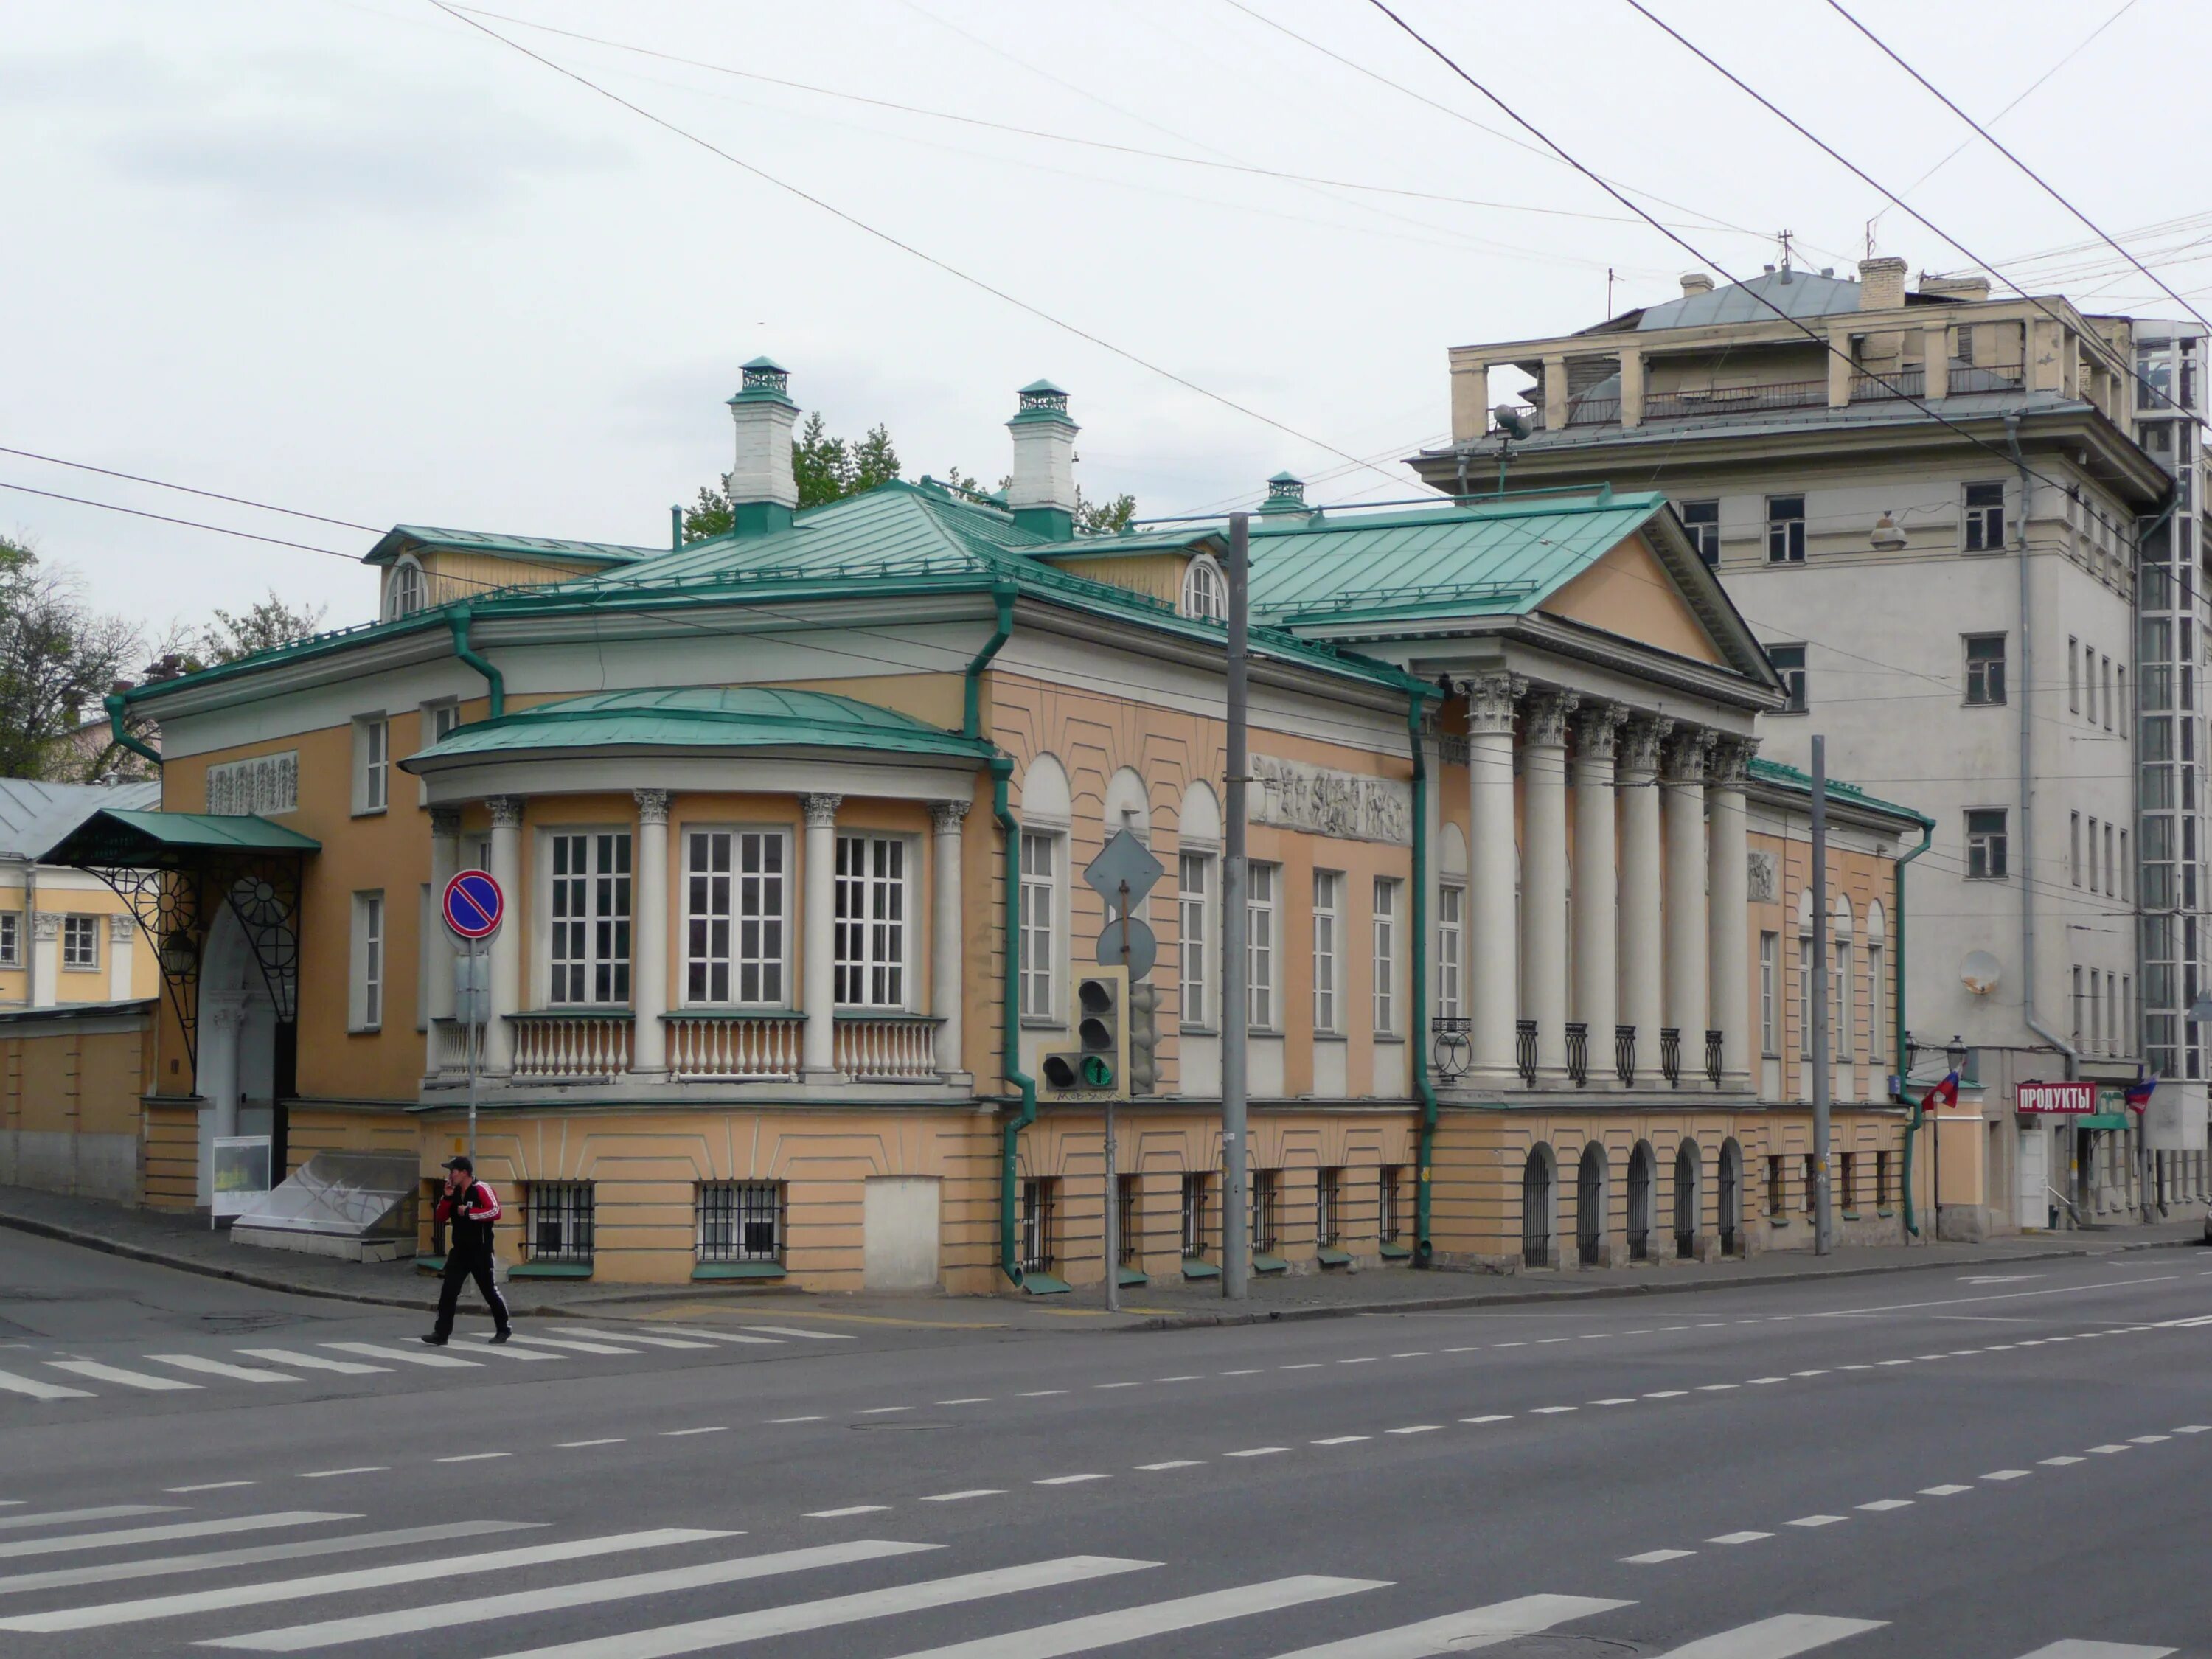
[1180,1172,1213,1260]
[1315,1166,1341,1247]
[687,830,785,1004]
[1116,1174,1141,1267]
[835,835,906,1007]
[697,1181,784,1264]
[529,1183,595,1265]
[1019,1178,1055,1275]
[550,832,632,1005]
[1249,1169,1278,1253]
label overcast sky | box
[4,0,2200,648]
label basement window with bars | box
[527,1183,595,1266]
[1020,1178,1056,1276]
[1250,1169,1279,1254]
[697,1181,785,1265]
[1379,1166,1405,1245]
[1180,1172,1214,1259]
[1315,1166,1343,1247]
[1766,1155,1787,1219]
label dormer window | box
[385,557,428,620]
[1180,554,1226,622]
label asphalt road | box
[3,1228,2209,1658]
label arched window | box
[1018,755,1071,1023]
[1180,555,1225,622]
[1865,902,1888,1066]
[385,557,428,620]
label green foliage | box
[1076,488,1138,535]
[0,535,142,781]
[195,592,327,666]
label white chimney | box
[1680,272,1715,297]
[1857,257,1908,312]
[1006,380,1078,540]
[724,357,799,535]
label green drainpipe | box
[105,692,162,773]
[1408,686,1438,1266]
[964,583,1015,741]
[992,756,1037,1285]
[1893,818,1933,1238]
[448,604,505,720]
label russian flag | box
[2124,1074,2159,1112]
[1919,1070,1960,1113]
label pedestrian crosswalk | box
[0,1321,852,1404]
[0,1498,2180,1656]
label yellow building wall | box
[417,552,607,606]
[1539,534,1723,665]
[1046,553,1188,608]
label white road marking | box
[234,1351,387,1377]
[0,1371,92,1401]
[646,1326,783,1346]
[143,1355,298,1385]
[1697,1385,1739,1392]
[878,1573,1383,1658]
[2129,1435,2171,1444]
[1312,1436,1369,1446]
[0,1522,532,1596]
[919,1490,1003,1503]
[1813,1276,2179,1318]
[2174,1425,2212,1433]
[1786,1516,1847,1528]
[1624,1549,1696,1565]
[1219,1368,1265,1377]
[1258,1591,1631,1656]
[434,1454,507,1464]
[1225,1447,1288,1457]
[661,1427,726,1437]
[1981,1470,2032,1481]
[1646,1391,1688,1399]
[1020,1389,1070,1397]
[501,1335,641,1357]
[1920,1484,1974,1495]
[1747,1377,1787,1386]
[1590,1398,1637,1406]
[0,1530,729,1632]
[937,1398,992,1405]
[1530,1406,1577,1415]
[1391,1352,1431,1358]
[807,1507,889,1518]
[2009,1645,2177,1658]
[1705,1531,1773,1545]
[1649,1613,1885,1657]
[297,1470,385,1481]
[1338,1358,1378,1366]
[859,1407,913,1416]
[2039,1457,2085,1467]
[768,1417,821,1425]
[44,1360,196,1392]
[1095,1383,1141,1390]
[0,1513,352,1563]
[1135,1461,1201,1470]
[550,1326,714,1350]
[557,1440,625,1448]
[167,1484,256,1495]
[204,1539,933,1652]
[482,1556,1156,1659]
[1281,1363,1323,1371]
[1461,1415,1513,1424]
[1791,1371,1830,1377]
[321,1343,478,1369]
[1386,1426,1442,1435]
[1857,1500,1913,1512]
[739,1324,855,1340]
[1034,1475,1107,1486]
[0,1506,175,1533]
[2087,1444,2132,1455]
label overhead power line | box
[0,481,358,560]
[0,445,385,535]
[1824,0,2212,344]
[426,3,1403,492]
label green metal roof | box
[403,687,996,770]
[41,809,321,867]
[364,526,655,569]
[1747,757,1933,829]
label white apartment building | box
[1417,257,2202,1237]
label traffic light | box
[1127,984,1158,1097]
[1040,967,1128,1099]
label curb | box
[1115,1234,2205,1330]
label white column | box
[1571,704,1624,1079]
[428,807,462,1027]
[800,793,843,1082]
[1707,737,1756,1089]
[1617,715,1669,1083]
[106,912,134,1001]
[930,800,968,1079]
[201,997,247,1140]
[1466,672,1523,1081]
[484,795,523,1075]
[30,912,59,1009]
[1663,730,1712,1077]
[631,789,670,1076]
[1520,686,1576,1081]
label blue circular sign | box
[442,869,504,941]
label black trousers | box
[434,1248,510,1337]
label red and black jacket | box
[434,1180,502,1255]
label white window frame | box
[1248,861,1279,1032]
[417,700,459,807]
[352,715,389,815]
[61,914,99,973]
[1867,942,1885,1066]
[384,556,428,620]
[0,911,19,970]
[1759,931,1778,1056]
[542,828,633,1007]
[1962,481,2006,552]
[1372,876,1400,1037]
[1798,933,1814,1061]
[349,890,384,1032]
[684,827,790,1007]
[1437,882,1465,1022]
[1178,849,1213,1031]
[1019,830,1060,1023]
[835,832,912,1010]
[1833,939,1852,1062]
[1180,554,1226,622]
[1311,869,1341,1035]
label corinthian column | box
[1662,729,1714,1077]
[1465,672,1524,1081]
[800,793,844,1082]
[631,789,670,1076]
[1520,686,1576,1081]
[1571,704,1625,1077]
[1617,715,1669,1083]
[1708,737,1756,1089]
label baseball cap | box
[441,1155,473,1173]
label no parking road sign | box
[442,869,504,942]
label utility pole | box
[1811,735,1832,1256]
[1221,512,1251,1301]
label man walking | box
[424,1155,511,1345]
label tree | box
[0,536,142,781]
[1076,487,1138,535]
[195,592,327,665]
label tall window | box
[1767,644,1807,712]
[2072,964,2084,1045]
[354,717,389,815]
[2090,969,2104,1055]
[1379,1166,1405,1244]
[1767,1155,1787,1217]
[686,830,786,1004]
[835,835,906,1008]
[1372,877,1400,1035]
[1020,1178,1056,1275]
[1249,1168,1279,1253]
[1311,870,1341,1034]
[1178,851,1211,1029]
[61,914,99,972]
[528,1183,594,1265]
[2068,636,2081,713]
[549,832,632,1005]
[1180,1172,1213,1259]
[1437,883,1465,1020]
[1766,494,1806,563]
[1965,810,2008,879]
[1798,933,1814,1060]
[2087,816,2100,893]
[2071,811,2083,886]
[1315,1166,1343,1246]
[1963,634,2007,705]
[1963,481,2006,551]
[1020,832,1057,1020]
[1759,931,1779,1055]
[1679,498,1719,566]
[697,1181,784,1265]
[349,893,383,1031]
[1834,939,1852,1061]
[1867,942,1885,1065]
[1248,862,1278,1029]
[1180,556,1225,622]
[2119,830,2129,901]
[0,912,19,970]
[2102,655,2114,730]
[2105,822,2116,898]
[385,558,428,619]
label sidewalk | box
[1,1182,2202,1332]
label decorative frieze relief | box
[1747,849,1778,903]
[204,751,297,818]
[1249,754,1413,846]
